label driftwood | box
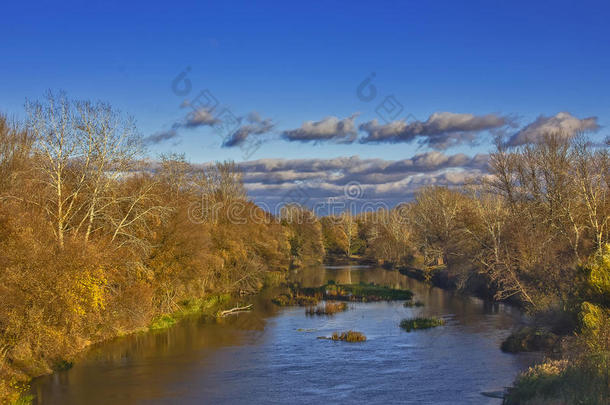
[218,304,253,317]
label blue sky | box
[1,0,609,207]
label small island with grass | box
[318,331,367,343]
[400,317,445,332]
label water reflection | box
[31,266,535,405]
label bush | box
[500,327,559,353]
[505,355,610,405]
[579,302,610,352]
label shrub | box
[505,355,610,405]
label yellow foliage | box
[73,268,108,315]
[579,301,610,351]
[588,243,610,298]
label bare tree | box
[571,136,610,255]
[339,210,357,257]
[26,91,84,248]
[72,100,142,242]
[463,186,536,306]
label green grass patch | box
[149,294,232,331]
[400,317,445,332]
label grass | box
[403,300,424,307]
[272,293,318,307]
[297,282,413,302]
[400,317,445,332]
[331,331,367,342]
[149,314,177,330]
[306,302,348,316]
[149,293,232,331]
[504,354,610,405]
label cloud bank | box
[282,114,359,143]
[506,112,599,146]
[359,112,507,149]
[146,108,599,152]
[233,152,490,211]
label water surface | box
[31,265,535,404]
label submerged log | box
[218,304,253,317]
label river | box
[31,265,537,404]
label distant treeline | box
[0,93,608,403]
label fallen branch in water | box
[218,304,253,317]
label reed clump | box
[331,330,367,342]
[306,302,348,316]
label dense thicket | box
[0,94,324,402]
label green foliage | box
[400,317,445,332]
[403,300,424,307]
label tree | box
[26,91,82,248]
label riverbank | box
[387,261,610,404]
[30,264,534,404]
[7,283,281,405]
